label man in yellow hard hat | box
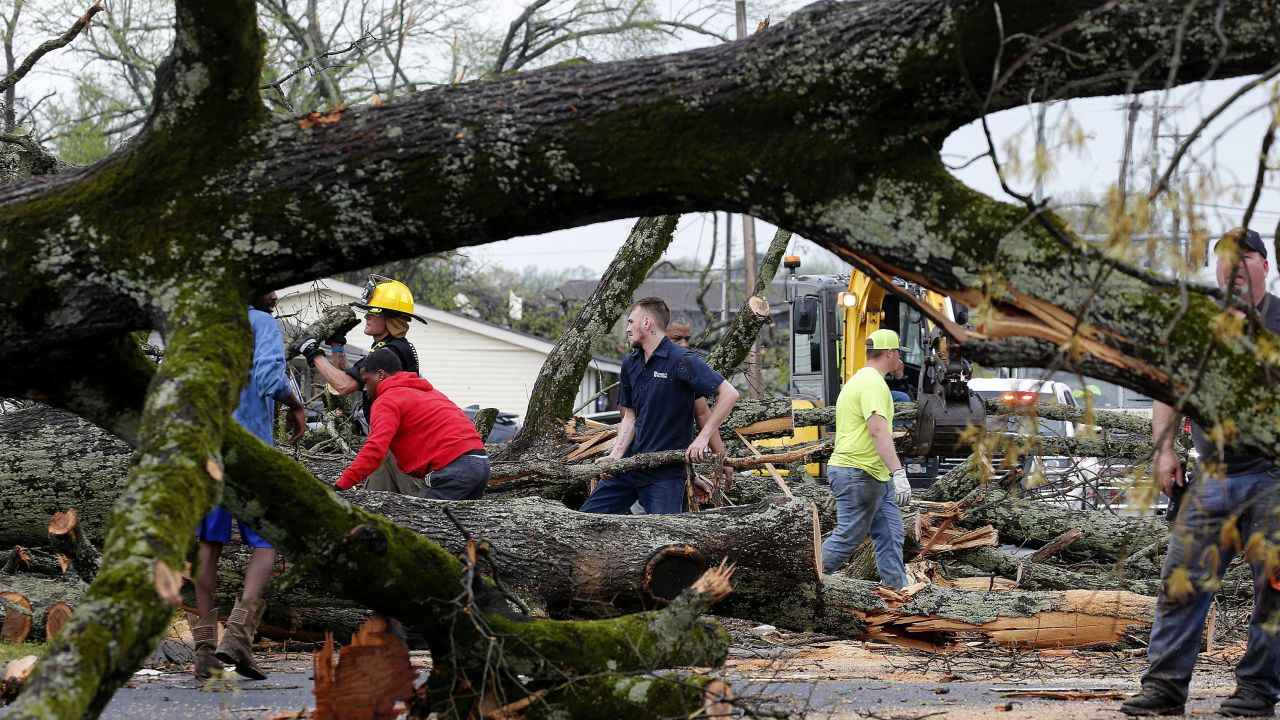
[298,275,427,493]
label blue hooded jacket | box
[232,307,294,445]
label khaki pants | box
[362,452,424,495]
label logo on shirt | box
[652,371,668,379]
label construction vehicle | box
[775,257,986,485]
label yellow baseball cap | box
[866,328,907,351]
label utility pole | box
[735,0,763,398]
[721,211,732,324]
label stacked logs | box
[0,510,97,643]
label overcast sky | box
[471,76,1280,292]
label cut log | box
[0,574,88,641]
[470,408,499,442]
[347,494,823,624]
[950,484,1167,574]
[528,673,735,720]
[2,546,67,577]
[1,591,32,643]
[312,614,416,720]
[48,509,102,583]
[1,655,38,702]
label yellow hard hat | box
[352,275,428,323]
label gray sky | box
[470,77,1280,292]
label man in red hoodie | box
[335,349,489,499]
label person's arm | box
[865,413,902,472]
[336,403,400,489]
[597,406,637,463]
[282,393,307,443]
[688,381,739,462]
[693,398,727,455]
[1151,400,1184,498]
[312,355,360,396]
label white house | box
[275,279,620,420]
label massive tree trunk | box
[2,0,1278,716]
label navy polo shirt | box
[617,337,726,486]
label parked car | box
[965,377,1100,510]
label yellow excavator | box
[768,256,986,484]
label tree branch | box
[0,1,104,95]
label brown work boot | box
[214,597,267,680]
[188,608,222,679]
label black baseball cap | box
[1215,227,1268,260]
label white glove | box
[891,468,911,507]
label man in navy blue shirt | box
[581,297,740,514]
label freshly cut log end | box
[644,545,708,602]
[313,614,416,720]
[43,602,73,640]
[1,655,38,702]
[746,295,771,318]
[48,510,78,541]
[0,591,32,643]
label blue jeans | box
[580,472,686,514]
[821,466,908,587]
[1142,468,1280,703]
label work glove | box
[890,468,911,507]
[296,336,324,366]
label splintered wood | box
[858,585,1156,650]
[313,614,416,720]
[910,501,997,556]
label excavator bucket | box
[914,390,985,456]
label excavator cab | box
[783,259,985,483]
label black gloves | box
[296,336,324,366]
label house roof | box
[277,279,623,374]
[556,276,790,317]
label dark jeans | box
[580,472,686,514]
[420,452,489,500]
[1142,468,1280,703]
[821,466,908,586]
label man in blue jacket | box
[191,291,306,681]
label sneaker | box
[1120,686,1186,716]
[1219,687,1276,717]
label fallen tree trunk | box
[950,483,1168,574]
[0,574,86,642]
[950,547,1159,595]
[348,493,823,626]
[0,406,126,546]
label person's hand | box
[1152,446,1184,498]
[286,405,307,443]
[687,435,711,463]
[594,454,618,479]
[721,465,735,493]
[891,467,911,507]
[692,475,713,502]
[296,336,324,366]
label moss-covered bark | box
[1,0,1278,715]
[7,288,251,719]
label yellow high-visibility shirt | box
[828,366,893,481]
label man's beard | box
[630,334,644,349]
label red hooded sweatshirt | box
[336,372,485,490]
